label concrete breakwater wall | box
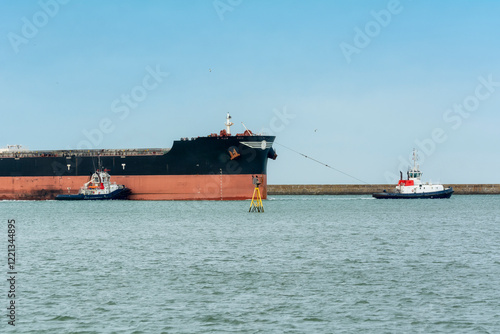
[268,184,500,195]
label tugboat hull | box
[372,187,454,199]
[55,187,131,200]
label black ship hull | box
[0,135,277,200]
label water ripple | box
[2,195,500,332]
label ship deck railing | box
[0,148,171,159]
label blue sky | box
[2,0,500,184]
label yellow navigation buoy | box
[249,175,264,212]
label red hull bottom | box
[0,174,267,200]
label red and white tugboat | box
[373,150,453,199]
[56,167,131,200]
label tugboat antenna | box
[412,149,419,170]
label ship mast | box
[225,113,234,135]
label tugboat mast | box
[412,149,419,170]
[408,149,422,180]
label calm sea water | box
[1,195,500,333]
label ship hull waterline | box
[0,174,268,201]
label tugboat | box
[373,150,453,199]
[56,167,131,200]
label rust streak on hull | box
[0,174,267,200]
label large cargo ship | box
[0,114,277,200]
